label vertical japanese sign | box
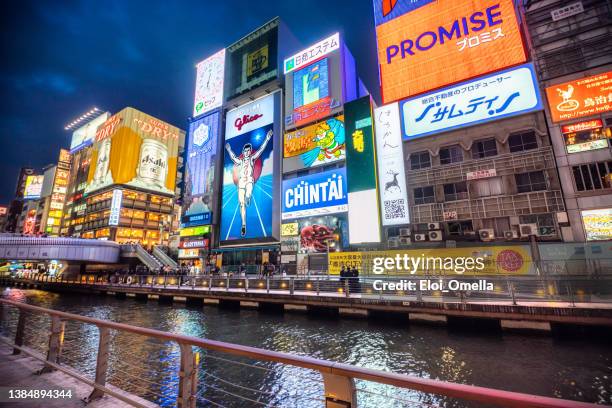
[400,64,542,139]
[182,111,220,227]
[374,103,410,226]
[344,96,381,244]
[545,71,612,123]
[108,189,123,226]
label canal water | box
[1,287,610,407]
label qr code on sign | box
[384,199,406,220]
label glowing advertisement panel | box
[375,0,526,103]
[372,0,435,26]
[283,116,345,172]
[291,59,334,127]
[293,58,330,110]
[85,107,183,196]
[220,93,279,242]
[344,96,381,244]
[400,64,542,140]
[182,112,220,226]
[545,71,612,123]
[582,209,612,241]
[24,175,44,199]
[70,112,111,153]
[193,49,225,117]
[374,103,410,226]
[282,168,348,220]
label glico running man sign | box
[400,64,542,139]
[220,92,280,242]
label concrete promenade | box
[0,343,157,408]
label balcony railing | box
[406,147,556,187]
[410,190,565,223]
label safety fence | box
[5,272,612,304]
[0,298,598,407]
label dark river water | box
[1,287,611,407]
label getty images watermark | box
[368,254,494,295]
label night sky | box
[0,0,379,203]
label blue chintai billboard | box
[282,167,348,220]
[220,92,281,243]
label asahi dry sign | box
[86,107,184,196]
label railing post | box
[322,373,357,408]
[177,343,197,408]
[316,278,320,296]
[12,309,26,355]
[39,315,65,374]
[226,276,229,292]
[507,280,517,306]
[244,278,248,292]
[266,277,270,294]
[87,326,111,401]
[345,279,350,298]
[290,277,294,295]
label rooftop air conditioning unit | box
[399,237,411,245]
[414,233,427,242]
[519,223,538,237]
[428,222,440,230]
[388,240,399,248]
[479,229,495,241]
[504,230,519,240]
[399,228,411,237]
[428,230,442,241]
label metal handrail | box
[0,298,598,408]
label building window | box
[447,221,473,236]
[572,161,612,192]
[520,213,556,236]
[414,186,435,205]
[472,139,497,159]
[443,182,468,201]
[473,177,503,197]
[481,217,510,237]
[410,151,431,170]
[439,145,463,165]
[509,130,538,152]
[515,171,547,193]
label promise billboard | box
[374,0,527,103]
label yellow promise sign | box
[281,222,299,237]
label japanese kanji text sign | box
[545,71,612,123]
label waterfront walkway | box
[5,275,612,332]
[0,343,157,408]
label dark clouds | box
[0,0,379,203]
